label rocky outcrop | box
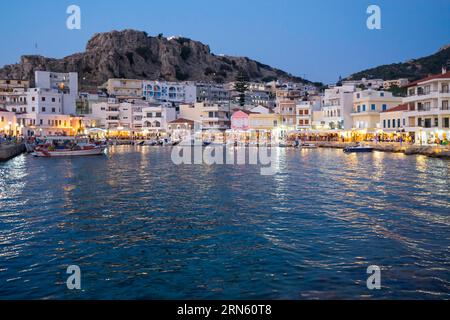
[0,29,308,90]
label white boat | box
[32,136,107,157]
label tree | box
[234,71,249,107]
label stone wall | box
[0,144,25,161]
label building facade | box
[143,81,196,104]
[351,89,402,133]
[402,70,450,144]
[322,85,356,130]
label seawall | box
[0,144,26,162]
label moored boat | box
[343,144,374,153]
[32,136,107,157]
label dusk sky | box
[1,0,449,83]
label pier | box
[0,143,26,161]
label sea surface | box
[0,146,449,299]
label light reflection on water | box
[0,146,449,299]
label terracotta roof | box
[406,71,450,87]
[381,103,409,113]
[169,118,195,125]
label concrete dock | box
[0,143,26,161]
[316,141,450,159]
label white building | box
[143,81,196,104]
[380,104,409,133]
[35,71,78,115]
[402,69,450,144]
[322,85,356,130]
[142,104,177,133]
[296,101,313,130]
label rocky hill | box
[346,44,450,82]
[0,29,308,90]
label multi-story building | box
[35,71,78,115]
[142,104,176,133]
[196,83,230,103]
[0,89,28,113]
[295,101,314,131]
[402,69,450,144]
[143,81,196,104]
[322,85,356,130]
[351,89,402,133]
[276,90,301,130]
[105,79,143,99]
[179,102,231,131]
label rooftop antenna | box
[35,42,38,55]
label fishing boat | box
[343,144,374,153]
[32,136,106,157]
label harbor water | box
[0,146,449,299]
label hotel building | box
[403,69,450,144]
[322,85,356,131]
[351,89,402,133]
[142,104,177,133]
[142,81,196,104]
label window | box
[42,97,46,102]
[357,105,361,112]
[418,118,422,127]
[52,108,55,113]
[434,118,438,127]
[32,97,35,102]
[156,112,162,117]
[444,118,449,128]
[397,119,401,128]
[387,119,391,128]
[382,104,387,111]
[52,98,56,102]
[442,100,449,110]
[383,119,386,128]
[371,104,376,111]
[40,119,43,125]
[403,119,406,126]
[392,119,396,128]
[42,107,46,112]
[380,92,385,97]
[362,105,366,112]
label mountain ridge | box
[0,29,310,90]
[346,44,450,82]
